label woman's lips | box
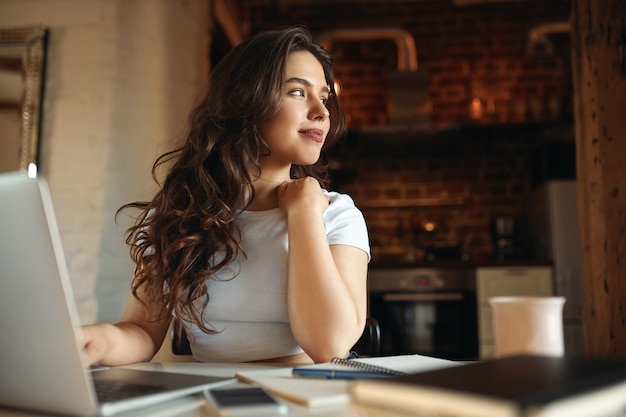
[300,129,325,143]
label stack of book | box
[349,355,626,417]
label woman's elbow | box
[305,330,364,363]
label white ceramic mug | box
[489,296,566,357]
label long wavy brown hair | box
[116,26,347,333]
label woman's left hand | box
[277,177,330,215]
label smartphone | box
[204,386,288,416]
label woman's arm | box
[81,290,170,366]
[278,177,369,363]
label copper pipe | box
[317,27,418,72]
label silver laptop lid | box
[0,173,99,416]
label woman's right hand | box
[80,323,113,365]
[80,320,165,366]
[79,291,171,366]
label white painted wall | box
[0,0,210,323]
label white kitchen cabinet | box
[476,266,553,359]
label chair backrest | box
[351,317,381,357]
[171,317,381,357]
[171,320,192,356]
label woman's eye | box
[288,88,329,106]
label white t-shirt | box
[182,190,370,362]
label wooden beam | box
[215,0,245,46]
[571,0,626,357]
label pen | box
[292,368,397,380]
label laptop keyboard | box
[94,379,168,403]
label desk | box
[0,393,379,417]
[0,362,408,417]
[0,355,459,417]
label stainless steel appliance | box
[368,267,478,360]
[527,179,584,355]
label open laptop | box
[0,172,235,416]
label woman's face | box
[256,50,331,173]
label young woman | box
[81,26,370,365]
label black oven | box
[368,267,479,361]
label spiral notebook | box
[235,354,459,407]
[292,354,457,380]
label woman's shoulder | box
[323,189,353,203]
[321,190,362,213]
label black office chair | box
[171,317,381,357]
[350,317,381,357]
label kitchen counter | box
[366,260,555,359]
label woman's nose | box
[310,99,330,121]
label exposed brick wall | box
[242,0,574,263]
[243,0,573,127]
[329,125,574,263]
